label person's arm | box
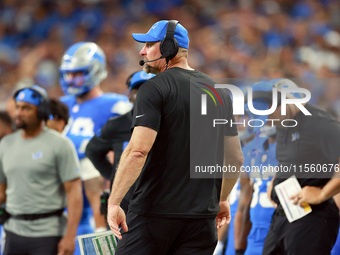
[291,157,340,206]
[86,135,115,180]
[57,178,83,255]
[217,136,244,229]
[107,126,157,239]
[333,192,340,211]
[0,141,7,205]
[292,118,340,206]
[234,172,252,252]
[267,177,277,208]
[54,137,82,255]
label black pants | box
[116,212,217,255]
[4,230,61,255]
[262,202,339,255]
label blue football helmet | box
[270,78,303,99]
[244,79,301,134]
[129,71,155,90]
[244,80,273,134]
[59,42,108,96]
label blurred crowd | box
[0,0,340,118]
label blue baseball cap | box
[15,85,47,106]
[132,20,189,49]
[129,71,155,90]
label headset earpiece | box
[37,99,51,122]
[160,20,179,62]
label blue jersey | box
[331,225,340,255]
[60,93,131,160]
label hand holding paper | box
[274,175,312,223]
[290,186,324,206]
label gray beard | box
[143,65,159,74]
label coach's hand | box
[107,204,128,240]
[216,200,231,230]
[57,235,75,255]
[291,186,324,206]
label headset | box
[13,86,51,122]
[160,20,179,63]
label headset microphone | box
[139,59,149,66]
[139,53,170,66]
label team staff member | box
[107,20,244,254]
[0,111,13,255]
[0,86,82,255]
[86,70,154,214]
[246,80,340,255]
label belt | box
[10,208,64,221]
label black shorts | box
[4,230,61,255]
[262,201,339,255]
[116,211,217,255]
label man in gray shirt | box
[0,85,83,255]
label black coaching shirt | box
[86,111,133,213]
[86,111,132,181]
[129,67,238,218]
[272,103,340,205]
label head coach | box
[107,20,244,255]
